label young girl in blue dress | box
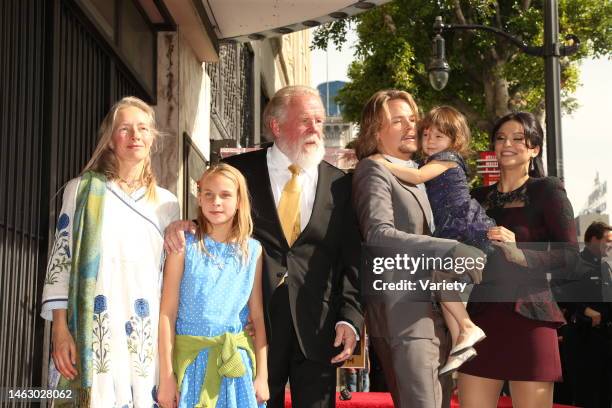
[158,163,268,408]
[374,106,495,375]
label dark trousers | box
[565,325,612,408]
[554,326,574,405]
[267,284,337,408]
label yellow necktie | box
[277,164,302,246]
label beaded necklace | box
[486,180,529,209]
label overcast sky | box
[310,29,612,214]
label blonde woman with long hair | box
[41,96,180,407]
[158,164,268,408]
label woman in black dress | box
[457,112,579,408]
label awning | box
[162,0,391,61]
[201,0,391,42]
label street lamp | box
[427,1,580,179]
[428,33,450,91]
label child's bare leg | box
[441,301,476,333]
[441,301,486,354]
[441,304,460,347]
[433,270,485,354]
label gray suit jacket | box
[353,158,483,408]
[353,158,457,407]
[352,158,457,340]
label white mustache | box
[302,134,322,144]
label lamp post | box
[427,0,580,179]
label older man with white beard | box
[165,86,363,408]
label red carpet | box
[284,392,577,407]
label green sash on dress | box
[173,331,256,408]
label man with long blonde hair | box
[352,90,482,408]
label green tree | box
[313,0,612,141]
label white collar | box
[383,154,418,168]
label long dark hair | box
[490,112,545,178]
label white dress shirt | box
[267,144,359,340]
[267,144,318,231]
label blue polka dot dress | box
[176,233,264,408]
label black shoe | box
[339,387,352,400]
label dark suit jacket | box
[560,248,612,325]
[224,147,363,363]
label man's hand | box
[584,307,601,327]
[164,220,197,253]
[244,314,256,338]
[331,324,357,364]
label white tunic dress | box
[41,178,180,408]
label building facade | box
[575,173,610,242]
[322,116,359,149]
[579,173,609,216]
[0,0,310,393]
[1,0,391,396]
[317,81,358,148]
